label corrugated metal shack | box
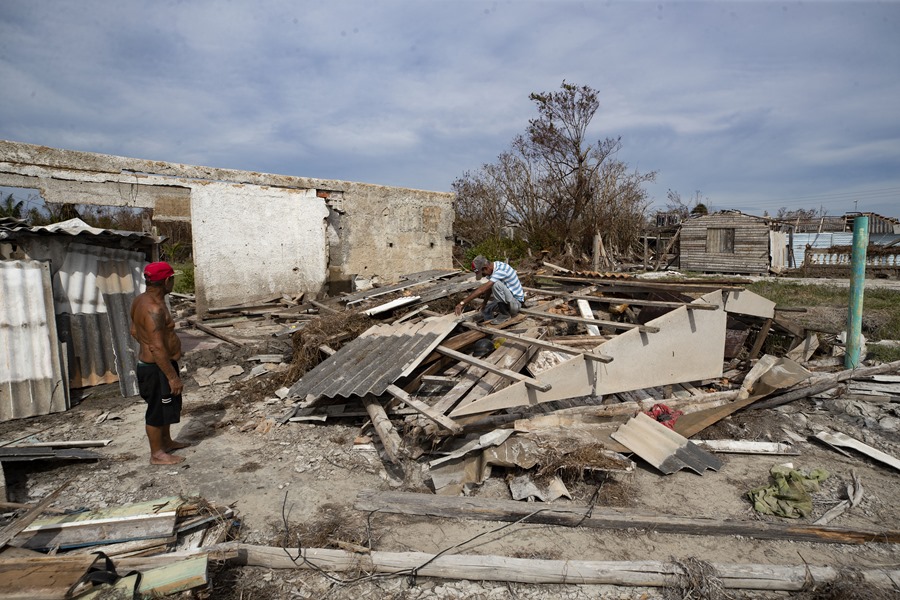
[783,213,900,268]
[679,211,789,275]
[0,218,160,421]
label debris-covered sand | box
[1,276,899,599]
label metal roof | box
[288,314,458,401]
[0,260,68,421]
[0,217,160,245]
[611,412,723,475]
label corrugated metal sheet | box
[0,217,157,243]
[611,413,723,475]
[53,243,144,395]
[0,260,68,421]
[289,315,458,401]
[792,233,900,265]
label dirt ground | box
[2,290,900,599]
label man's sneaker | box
[491,314,511,325]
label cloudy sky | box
[1,1,899,218]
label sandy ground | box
[2,317,899,599]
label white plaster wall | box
[191,183,328,311]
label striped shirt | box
[490,261,525,302]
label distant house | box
[679,210,789,275]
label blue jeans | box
[481,281,522,320]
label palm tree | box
[0,193,24,218]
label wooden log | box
[212,543,900,591]
[354,490,900,545]
[361,396,404,463]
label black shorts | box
[136,360,182,427]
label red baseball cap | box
[144,261,175,282]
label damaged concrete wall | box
[0,140,454,313]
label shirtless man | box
[130,261,190,465]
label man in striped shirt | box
[454,255,525,324]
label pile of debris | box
[276,267,899,499]
[0,486,237,598]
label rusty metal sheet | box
[288,315,458,401]
[611,412,723,475]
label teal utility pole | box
[845,215,869,368]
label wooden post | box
[361,396,404,463]
[592,233,601,271]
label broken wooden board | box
[0,553,97,599]
[77,554,208,599]
[353,490,900,545]
[692,440,799,455]
[12,496,183,552]
[815,430,900,472]
[451,291,727,417]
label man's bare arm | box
[145,308,183,395]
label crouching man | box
[454,255,525,324]
[129,261,190,464]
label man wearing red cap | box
[129,261,190,464]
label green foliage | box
[172,262,195,294]
[746,280,900,341]
[868,344,900,363]
[464,237,530,268]
[0,193,24,218]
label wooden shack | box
[680,210,785,275]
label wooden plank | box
[433,346,551,392]
[748,318,773,360]
[519,307,658,333]
[13,496,183,551]
[0,553,96,599]
[521,287,716,311]
[353,490,900,545]
[576,299,602,336]
[815,430,900,471]
[0,479,72,549]
[385,385,461,434]
[189,318,244,347]
[76,554,209,599]
[458,321,612,363]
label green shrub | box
[172,262,195,295]
[465,237,530,268]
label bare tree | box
[454,81,656,256]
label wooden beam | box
[748,318,773,360]
[189,318,244,347]
[518,308,659,333]
[521,286,717,311]
[0,479,72,549]
[432,346,551,392]
[457,322,612,363]
[361,396,404,463]
[538,275,745,292]
[353,490,900,545]
[385,385,461,434]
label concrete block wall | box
[0,140,454,314]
